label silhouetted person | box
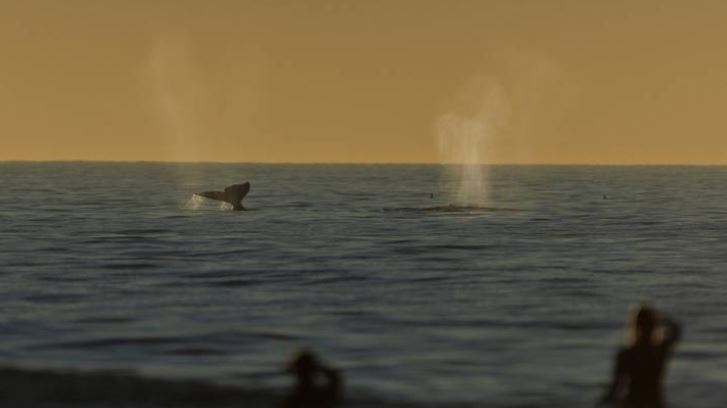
[599,305,682,408]
[281,350,342,408]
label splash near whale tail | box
[195,182,250,210]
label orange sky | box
[1,0,726,164]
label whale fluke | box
[195,182,250,211]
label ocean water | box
[0,162,726,407]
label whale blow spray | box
[436,76,511,206]
[146,31,205,163]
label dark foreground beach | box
[0,367,445,408]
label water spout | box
[436,76,510,206]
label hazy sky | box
[1,0,726,164]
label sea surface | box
[0,163,726,407]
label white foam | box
[183,194,205,210]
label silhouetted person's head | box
[628,304,662,346]
[288,350,319,388]
[282,349,342,408]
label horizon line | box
[1,159,727,167]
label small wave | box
[423,204,499,212]
[103,262,158,270]
[203,279,262,288]
[390,243,491,256]
[407,275,450,283]
[35,275,89,283]
[78,235,167,245]
[74,316,137,325]
[115,228,171,235]
[382,204,520,214]
[49,336,180,350]
[165,347,228,356]
[23,293,87,304]
[303,275,372,285]
[278,201,312,208]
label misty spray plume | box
[435,51,571,207]
[436,76,511,205]
[146,31,206,163]
[144,31,213,208]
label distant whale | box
[195,182,250,211]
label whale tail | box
[195,182,251,210]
